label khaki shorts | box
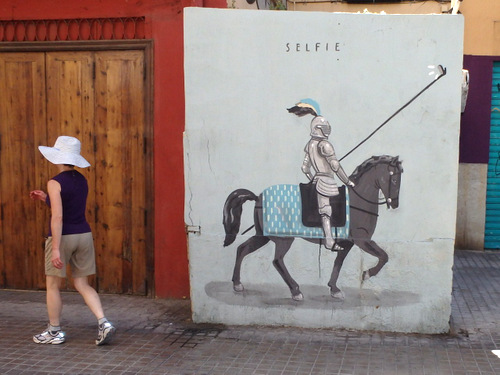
[45,232,96,278]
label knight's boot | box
[321,215,334,250]
[319,201,344,251]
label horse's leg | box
[328,243,354,300]
[272,238,303,301]
[232,235,270,292]
[353,238,389,281]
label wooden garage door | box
[0,50,151,295]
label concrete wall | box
[229,0,446,12]
[455,164,487,250]
[457,1,500,249]
[184,8,464,333]
[286,0,444,14]
[456,55,496,249]
[461,0,500,56]
[457,0,500,249]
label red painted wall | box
[0,0,226,298]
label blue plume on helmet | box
[287,98,321,117]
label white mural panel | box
[184,8,464,333]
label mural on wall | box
[222,65,447,303]
[184,8,464,332]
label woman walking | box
[30,136,115,345]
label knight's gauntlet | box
[301,156,313,181]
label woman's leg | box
[73,276,115,345]
[46,275,63,326]
[33,275,66,344]
[73,276,104,320]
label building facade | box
[0,0,494,302]
[0,0,225,299]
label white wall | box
[184,8,464,333]
[455,163,487,250]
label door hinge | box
[186,225,201,234]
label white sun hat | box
[38,136,91,168]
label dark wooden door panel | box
[0,52,48,289]
[94,51,147,294]
[0,50,149,295]
[46,51,96,290]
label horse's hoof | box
[331,290,345,300]
[233,283,244,292]
[292,293,304,301]
[362,271,370,281]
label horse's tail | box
[223,189,258,247]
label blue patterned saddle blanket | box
[262,184,350,238]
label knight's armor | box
[302,116,354,250]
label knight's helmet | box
[310,116,331,138]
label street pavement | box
[0,250,499,374]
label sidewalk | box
[1,250,499,375]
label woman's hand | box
[51,248,63,269]
[30,190,47,201]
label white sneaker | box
[33,326,66,345]
[96,321,116,346]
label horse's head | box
[350,155,404,209]
[378,156,403,209]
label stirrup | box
[324,238,344,252]
[332,243,344,251]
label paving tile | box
[1,251,500,374]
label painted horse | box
[222,155,403,301]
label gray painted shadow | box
[205,281,420,311]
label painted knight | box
[302,115,355,251]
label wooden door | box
[0,50,150,295]
[0,53,48,289]
[93,51,148,294]
[45,52,96,289]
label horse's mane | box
[349,155,401,183]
